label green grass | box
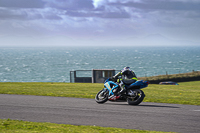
[0,119,174,133]
[0,81,200,105]
[143,81,200,105]
[0,82,100,98]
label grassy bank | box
[139,71,200,83]
[0,81,200,105]
[0,119,174,133]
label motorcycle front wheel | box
[127,89,145,105]
[95,89,109,104]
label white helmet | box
[122,67,131,73]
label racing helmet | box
[121,67,131,73]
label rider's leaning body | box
[113,67,138,94]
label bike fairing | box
[104,79,119,96]
[104,78,148,96]
[95,77,149,105]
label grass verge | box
[139,71,200,82]
[144,81,200,105]
[0,81,200,105]
[0,119,175,133]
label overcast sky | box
[0,0,200,47]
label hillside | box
[138,71,200,84]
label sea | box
[0,46,200,82]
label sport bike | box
[95,78,149,105]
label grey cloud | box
[102,0,200,28]
[0,0,45,8]
[0,0,94,10]
[101,11,130,18]
[43,14,62,20]
[0,8,28,20]
[184,11,200,18]
[66,10,130,19]
[44,0,94,10]
[0,0,131,20]
[112,0,200,11]
[43,0,131,19]
[0,8,63,20]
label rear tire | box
[95,89,109,104]
[127,89,145,105]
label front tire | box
[127,89,145,105]
[95,89,109,104]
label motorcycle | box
[95,78,149,105]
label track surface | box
[0,94,200,133]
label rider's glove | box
[109,76,115,81]
[111,76,118,82]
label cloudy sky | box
[0,0,200,47]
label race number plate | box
[105,82,111,90]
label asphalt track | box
[0,94,200,133]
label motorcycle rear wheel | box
[95,89,109,104]
[127,89,145,105]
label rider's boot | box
[118,83,126,95]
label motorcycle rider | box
[112,67,138,95]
